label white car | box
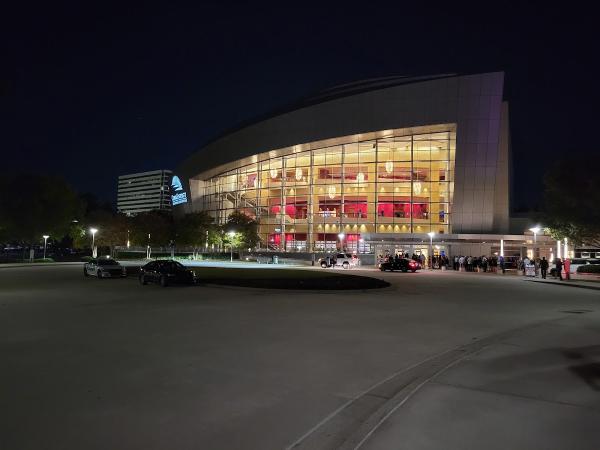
[550,258,600,276]
[319,253,359,269]
[568,258,600,274]
[84,258,127,278]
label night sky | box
[2,3,596,209]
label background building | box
[175,73,552,258]
[117,170,173,216]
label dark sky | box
[2,2,597,209]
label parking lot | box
[1,264,599,450]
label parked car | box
[139,260,197,287]
[549,258,600,276]
[379,258,420,272]
[84,257,127,278]
[319,253,359,269]
[567,258,600,274]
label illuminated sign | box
[170,175,188,206]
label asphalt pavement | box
[1,264,598,450]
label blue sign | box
[170,175,188,206]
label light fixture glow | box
[413,181,422,195]
[328,185,336,199]
[356,172,365,183]
[270,168,278,179]
[295,167,303,180]
[385,160,394,174]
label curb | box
[0,262,83,269]
[524,279,600,291]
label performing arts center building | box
[175,72,553,260]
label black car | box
[139,260,197,287]
[379,258,420,272]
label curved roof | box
[200,74,457,150]
[178,72,504,181]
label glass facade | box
[198,125,456,251]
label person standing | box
[540,257,549,279]
[522,256,530,275]
[564,258,571,280]
[555,257,563,281]
[499,255,505,274]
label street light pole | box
[427,232,435,269]
[338,233,345,252]
[90,228,98,258]
[228,231,235,262]
[42,235,49,260]
[529,226,541,259]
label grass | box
[190,267,390,290]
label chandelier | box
[385,160,393,174]
[295,167,303,181]
[356,172,365,184]
[270,168,278,179]
[413,181,422,195]
[328,185,336,199]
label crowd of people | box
[377,252,570,280]
[452,255,502,272]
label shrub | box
[577,264,600,274]
[33,258,54,263]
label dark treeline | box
[0,174,259,255]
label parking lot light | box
[42,235,49,260]
[427,232,435,269]
[90,228,98,258]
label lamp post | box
[42,235,49,260]
[90,228,98,258]
[228,231,235,262]
[529,226,541,258]
[427,231,435,269]
[338,233,345,251]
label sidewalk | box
[358,313,600,450]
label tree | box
[129,211,173,247]
[223,211,260,249]
[541,156,600,247]
[86,211,131,256]
[176,211,218,254]
[0,174,84,244]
